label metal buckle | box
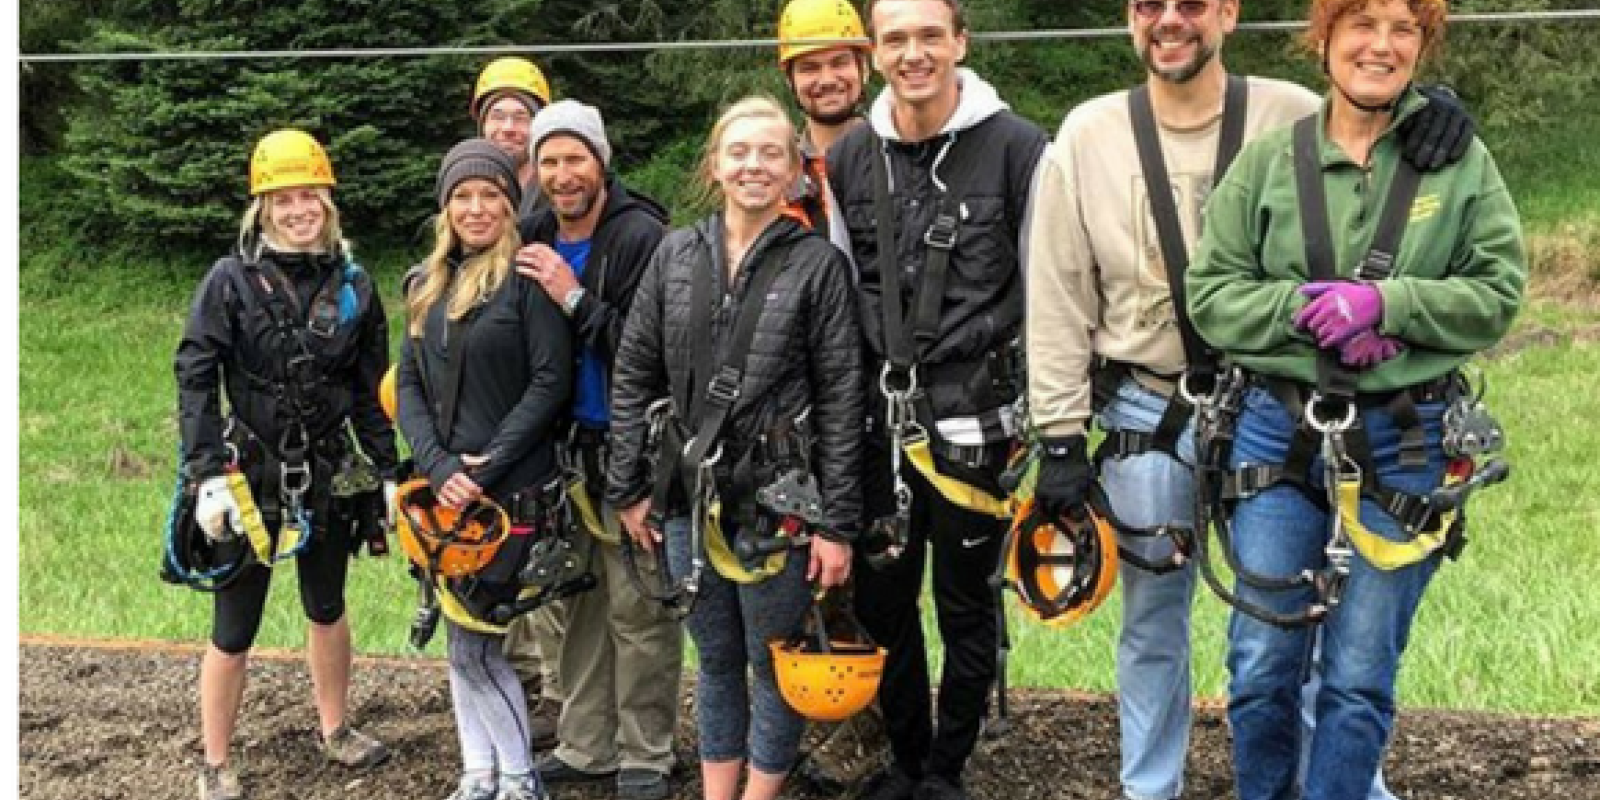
[706,366,741,405]
[923,213,959,250]
[1305,393,1358,434]
[879,362,918,398]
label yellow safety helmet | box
[395,479,511,577]
[1005,498,1119,629]
[378,365,398,422]
[778,0,868,66]
[249,129,336,196]
[770,597,885,722]
[471,57,553,121]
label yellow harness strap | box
[433,575,509,635]
[1338,473,1459,571]
[903,438,1017,519]
[567,475,619,544]
[702,500,790,583]
[224,471,291,564]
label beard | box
[1142,38,1218,85]
[554,187,598,221]
[803,101,859,127]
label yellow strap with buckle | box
[432,575,509,635]
[1337,473,1459,571]
[567,474,620,545]
[224,471,286,565]
[902,437,1018,519]
[702,500,791,584]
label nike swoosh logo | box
[961,536,991,548]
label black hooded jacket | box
[518,176,668,375]
[174,246,398,482]
[605,214,864,536]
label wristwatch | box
[562,286,586,316]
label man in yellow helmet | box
[775,1,892,794]
[471,56,554,219]
[777,0,871,237]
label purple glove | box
[1339,329,1405,368]
[1294,281,1384,348]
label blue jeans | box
[1097,379,1198,800]
[664,516,812,775]
[1226,387,1444,800]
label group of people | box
[173,2,1527,800]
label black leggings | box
[210,525,350,654]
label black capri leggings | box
[210,524,350,654]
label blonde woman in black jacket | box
[607,96,864,800]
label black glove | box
[1398,84,1475,172]
[1033,435,1093,521]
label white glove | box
[382,480,399,528]
[195,475,243,543]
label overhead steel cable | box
[18,9,1600,64]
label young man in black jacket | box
[823,2,1047,799]
[513,100,682,800]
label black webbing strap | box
[1291,115,1422,404]
[436,318,472,447]
[679,242,795,476]
[871,134,914,374]
[234,257,329,455]
[1127,74,1248,381]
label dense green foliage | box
[20,0,1600,252]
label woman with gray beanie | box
[394,138,573,800]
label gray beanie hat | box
[436,138,522,211]
[528,99,612,169]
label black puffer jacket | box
[175,246,397,483]
[605,214,864,536]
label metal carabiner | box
[1305,393,1358,434]
[879,362,919,400]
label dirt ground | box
[18,640,1599,800]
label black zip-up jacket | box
[518,175,668,377]
[175,247,397,482]
[396,257,573,500]
[605,214,864,536]
[827,110,1047,369]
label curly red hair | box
[1302,0,1448,62]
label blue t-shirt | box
[555,238,609,428]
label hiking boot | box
[858,765,919,800]
[528,697,560,751]
[445,774,499,800]
[913,775,971,800]
[533,752,615,783]
[322,724,391,768]
[197,763,242,800]
[616,768,671,800]
[496,772,550,800]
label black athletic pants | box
[853,432,1008,783]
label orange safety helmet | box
[378,365,398,422]
[1005,498,1119,628]
[395,478,510,577]
[770,597,885,722]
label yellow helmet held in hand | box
[770,594,885,722]
[378,365,398,422]
[471,57,552,120]
[249,129,336,195]
[395,479,511,577]
[1005,498,1119,629]
[778,0,868,65]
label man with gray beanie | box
[513,99,681,800]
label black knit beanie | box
[436,138,522,211]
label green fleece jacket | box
[1186,88,1526,390]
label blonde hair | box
[237,185,346,258]
[405,193,521,337]
[693,95,802,211]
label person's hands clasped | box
[1339,329,1406,368]
[1294,281,1385,348]
[438,453,489,509]
[807,535,852,588]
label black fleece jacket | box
[396,256,573,501]
[605,214,864,536]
